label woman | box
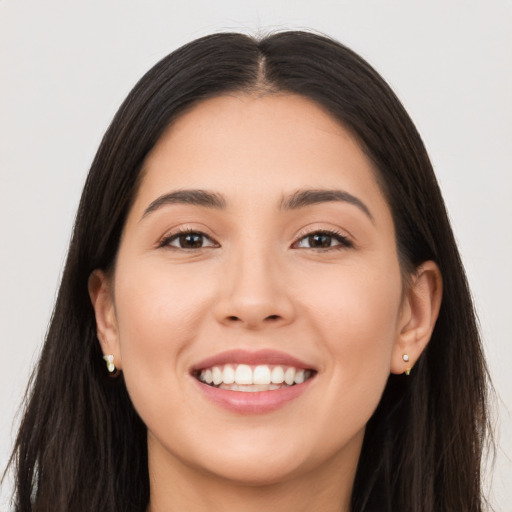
[5,31,490,511]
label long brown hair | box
[4,31,491,511]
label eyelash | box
[158,228,219,250]
[292,229,353,250]
[159,228,353,251]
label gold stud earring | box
[103,354,116,373]
[402,354,411,375]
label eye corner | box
[158,228,220,251]
[292,229,354,251]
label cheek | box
[112,260,212,406]
[115,270,202,348]
[311,261,401,345]
[301,262,402,415]
[114,253,216,333]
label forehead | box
[134,93,389,216]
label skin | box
[89,93,442,512]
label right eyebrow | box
[140,189,226,221]
[280,188,374,222]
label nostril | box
[227,315,240,321]
[266,315,281,321]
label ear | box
[391,261,443,375]
[88,269,122,369]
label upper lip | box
[191,349,315,372]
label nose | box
[213,247,296,330]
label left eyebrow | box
[140,189,227,220]
[280,189,374,222]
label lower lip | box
[194,377,314,414]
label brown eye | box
[178,233,204,248]
[163,231,217,249]
[295,231,352,250]
[307,233,333,248]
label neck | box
[145,432,362,512]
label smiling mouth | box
[194,364,315,392]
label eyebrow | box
[141,187,373,222]
[141,189,226,219]
[281,189,373,221]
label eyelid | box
[291,227,353,250]
[158,226,220,249]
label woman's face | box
[97,94,409,485]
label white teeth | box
[222,365,235,384]
[253,365,271,385]
[284,367,296,385]
[212,366,222,385]
[204,369,213,384]
[235,364,253,384]
[199,363,313,389]
[294,370,305,384]
[271,366,285,384]
[219,383,288,392]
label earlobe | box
[88,269,122,369]
[391,261,443,375]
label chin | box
[181,427,361,488]
[198,451,308,487]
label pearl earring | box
[103,354,116,373]
[402,354,411,375]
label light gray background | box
[1,1,510,510]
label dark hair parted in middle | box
[9,31,490,512]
